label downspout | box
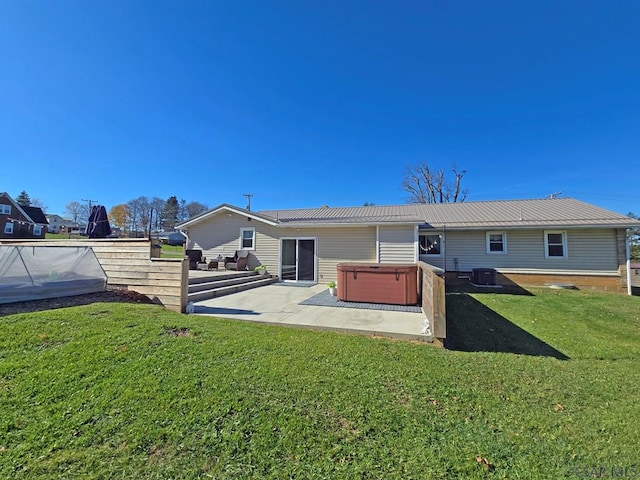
[442,225,447,273]
[626,230,632,296]
[376,225,380,263]
[180,229,190,249]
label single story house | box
[178,198,640,293]
[0,192,48,239]
[46,214,80,234]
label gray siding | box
[312,226,377,282]
[187,214,376,281]
[423,228,620,274]
[378,225,416,264]
[186,212,280,272]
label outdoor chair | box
[185,249,203,270]
[224,250,250,271]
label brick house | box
[0,192,48,239]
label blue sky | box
[1,1,639,217]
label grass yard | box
[161,243,185,258]
[45,233,84,240]
[1,288,639,479]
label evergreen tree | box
[161,196,180,230]
[16,190,31,206]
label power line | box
[82,198,99,211]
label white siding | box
[433,228,620,274]
[378,225,416,263]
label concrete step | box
[189,274,269,293]
[188,275,278,302]
[189,271,256,285]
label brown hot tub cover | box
[336,263,418,305]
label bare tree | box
[185,201,208,219]
[402,163,468,203]
[177,199,188,224]
[126,197,148,236]
[66,201,84,223]
[628,212,640,260]
[150,197,165,232]
[31,198,48,212]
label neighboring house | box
[177,198,640,293]
[0,192,48,239]
[164,231,186,246]
[631,263,640,288]
[46,214,80,234]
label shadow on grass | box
[446,292,569,360]
[194,306,260,316]
[447,278,534,296]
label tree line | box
[65,196,208,236]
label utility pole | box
[243,193,253,211]
[82,198,98,223]
[82,198,99,211]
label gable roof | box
[23,206,48,225]
[0,192,38,225]
[179,198,640,230]
[177,203,280,229]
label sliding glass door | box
[280,238,316,282]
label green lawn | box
[1,288,639,479]
[161,243,184,258]
[45,233,84,240]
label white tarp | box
[0,245,107,304]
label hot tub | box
[336,263,418,305]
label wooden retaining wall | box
[0,239,188,313]
[417,261,446,347]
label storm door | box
[280,238,316,282]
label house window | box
[0,204,10,215]
[240,227,255,250]
[419,234,441,255]
[34,225,42,236]
[545,231,567,258]
[486,231,507,254]
[4,222,13,234]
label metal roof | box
[259,205,424,224]
[178,198,640,230]
[258,198,640,229]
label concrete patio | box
[190,282,431,342]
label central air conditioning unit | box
[472,268,497,286]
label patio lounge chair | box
[224,250,250,271]
[186,249,203,270]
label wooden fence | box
[417,261,446,347]
[0,239,188,313]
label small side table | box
[207,260,219,270]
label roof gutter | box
[278,221,422,228]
